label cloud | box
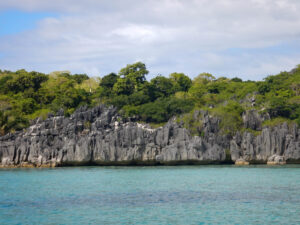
[0,0,300,80]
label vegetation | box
[0,62,299,135]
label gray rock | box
[242,110,262,130]
[230,122,300,163]
[0,105,227,167]
[0,106,299,167]
[267,154,286,165]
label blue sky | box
[0,10,55,35]
[0,0,300,80]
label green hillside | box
[0,63,299,135]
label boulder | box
[267,154,286,165]
[235,158,250,165]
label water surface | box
[1,165,300,224]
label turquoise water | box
[1,165,300,225]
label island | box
[0,63,299,167]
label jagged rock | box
[56,109,64,117]
[0,106,299,167]
[267,154,286,165]
[0,105,227,167]
[242,110,262,130]
[230,122,300,164]
[242,110,270,131]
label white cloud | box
[0,0,300,79]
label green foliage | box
[99,73,118,97]
[118,62,148,85]
[108,95,129,109]
[26,108,50,121]
[268,96,292,118]
[61,73,89,84]
[231,77,243,82]
[84,121,91,129]
[77,78,99,93]
[149,76,175,99]
[262,117,293,127]
[0,110,29,135]
[0,75,13,91]
[101,73,118,89]
[240,127,262,136]
[0,63,299,135]
[178,111,203,136]
[169,72,192,92]
[17,98,37,114]
[122,105,139,118]
[128,91,150,106]
[113,78,135,95]
[5,71,48,93]
[138,97,194,123]
[0,69,93,134]
[210,101,245,135]
[258,82,270,94]
[138,100,168,123]
[117,62,148,93]
[188,73,216,106]
[149,122,166,128]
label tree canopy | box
[0,62,299,135]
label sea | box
[1,165,300,224]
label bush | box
[108,95,129,109]
[0,62,299,135]
[6,71,48,93]
[18,98,37,114]
[138,97,194,123]
[211,101,244,135]
[268,97,292,118]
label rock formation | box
[230,123,300,164]
[0,105,299,167]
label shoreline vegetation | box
[0,62,299,136]
[0,63,300,168]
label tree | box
[0,75,13,93]
[138,97,194,123]
[128,91,150,106]
[61,73,89,84]
[188,74,214,106]
[113,78,135,96]
[100,73,118,96]
[6,71,48,93]
[100,73,118,89]
[108,95,129,109]
[231,77,243,82]
[149,76,175,99]
[169,72,192,92]
[118,62,148,90]
[196,73,216,84]
[258,82,270,94]
[18,98,37,114]
[268,96,292,118]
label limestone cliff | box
[0,105,299,167]
[230,110,300,164]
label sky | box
[0,0,300,80]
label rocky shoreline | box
[0,105,299,168]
